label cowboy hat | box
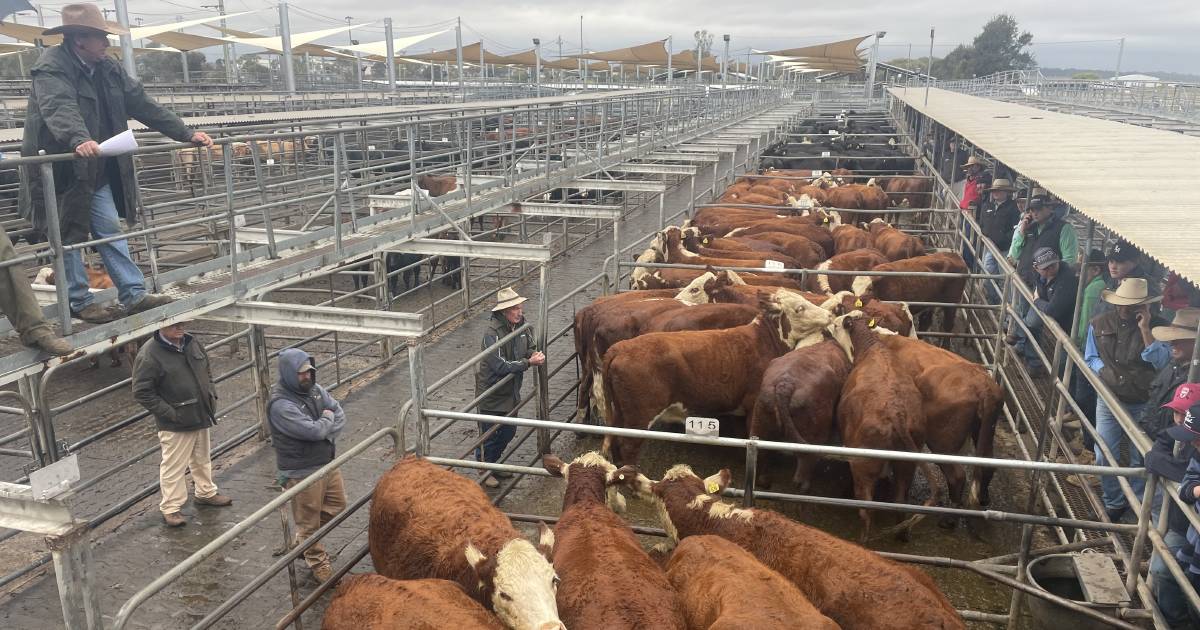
[960,156,984,169]
[44,4,128,36]
[987,178,1016,192]
[1153,307,1200,342]
[1101,277,1162,306]
[492,287,527,311]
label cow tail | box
[599,352,621,461]
[884,420,941,538]
[967,388,1001,510]
[775,381,808,446]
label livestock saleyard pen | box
[0,76,1196,629]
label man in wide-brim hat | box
[1084,277,1167,522]
[977,177,1021,295]
[957,156,991,212]
[474,287,545,488]
[20,4,215,324]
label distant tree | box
[693,29,714,57]
[1072,71,1101,80]
[930,14,1035,80]
[885,57,939,73]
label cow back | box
[750,340,851,447]
[322,575,503,630]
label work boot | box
[482,475,500,489]
[23,330,73,356]
[125,293,175,315]
[162,512,187,527]
[72,303,121,324]
[194,493,233,507]
[312,564,333,583]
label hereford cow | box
[719,191,787,206]
[684,229,825,269]
[882,335,1004,511]
[666,535,839,630]
[827,291,915,338]
[866,219,926,262]
[621,465,964,629]
[854,252,969,332]
[600,292,833,464]
[724,221,834,258]
[661,226,797,269]
[749,339,852,490]
[368,456,565,630]
[322,575,504,630]
[831,224,873,255]
[543,452,686,629]
[807,249,889,294]
[834,315,940,541]
[883,177,933,209]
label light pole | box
[384,17,396,92]
[865,30,885,101]
[722,34,729,90]
[346,16,363,89]
[925,28,935,106]
[113,0,136,77]
[533,38,542,97]
[278,0,295,93]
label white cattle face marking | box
[568,451,628,513]
[827,312,862,361]
[898,302,919,338]
[674,271,717,305]
[774,291,835,349]
[851,275,874,296]
[866,177,877,187]
[490,539,564,630]
[814,259,834,295]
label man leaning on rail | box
[18,4,213,324]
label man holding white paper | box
[19,4,213,323]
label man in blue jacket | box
[269,348,346,583]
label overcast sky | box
[21,0,1200,75]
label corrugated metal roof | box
[889,86,1200,285]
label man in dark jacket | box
[1008,192,1078,288]
[132,321,231,527]
[1085,278,1167,522]
[19,4,213,323]
[268,348,347,583]
[977,178,1021,289]
[1009,247,1078,372]
[474,287,544,488]
[1146,383,1200,627]
[1093,240,1153,320]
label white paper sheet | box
[98,130,138,157]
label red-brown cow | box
[749,339,852,490]
[322,575,504,630]
[827,291,915,338]
[831,224,873,255]
[866,219,925,262]
[719,191,787,206]
[368,456,564,630]
[661,226,798,269]
[416,173,458,197]
[808,249,889,294]
[855,252,969,332]
[600,293,833,464]
[882,335,1004,510]
[622,466,964,629]
[666,535,840,630]
[834,316,939,541]
[724,221,833,258]
[543,452,686,629]
[883,176,933,209]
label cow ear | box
[465,542,488,570]
[703,470,731,495]
[536,522,555,559]
[542,454,567,478]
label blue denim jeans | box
[65,184,146,312]
[475,413,515,464]
[981,249,1001,304]
[1071,369,1098,450]
[1012,298,1048,370]
[1151,529,1191,627]
[1093,396,1147,511]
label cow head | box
[828,311,898,361]
[465,527,564,630]
[618,464,742,543]
[543,451,627,513]
[660,226,695,260]
[690,269,747,305]
[787,193,817,210]
[679,226,707,253]
[771,290,835,349]
[674,271,718,305]
[851,274,876,297]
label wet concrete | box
[0,121,1031,629]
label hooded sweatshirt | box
[268,348,346,479]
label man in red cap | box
[1170,403,1200,598]
[1145,383,1200,626]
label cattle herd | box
[320,119,1008,629]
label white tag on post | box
[763,260,785,271]
[685,416,719,437]
[821,151,831,157]
[811,170,823,178]
[368,145,376,150]
[265,158,275,165]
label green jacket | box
[474,312,536,414]
[1074,276,1106,348]
[132,333,218,432]
[19,45,193,244]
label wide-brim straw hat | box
[1101,277,1162,306]
[493,287,528,311]
[988,178,1016,192]
[1153,308,1200,342]
[961,156,983,169]
[44,4,129,36]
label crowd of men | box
[961,156,1200,627]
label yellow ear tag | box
[854,298,863,308]
[706,481,720,494]
[823,217,829,224]
[703,238,710,245]
[868,318,877,328]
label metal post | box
[1114,38,1125,80]
[666,36,672,85]
[216,0,232,83]
[924,28,935,106]
[46,525,104,630]
[222,146,238,288]
[176,17,189,84]
[384,18,396,92]
[579,15,586,90]
[865,30,884,101]
[721,34,729,91]
[37,161,71,335]
[408,341,428,455]
[658,192,665,230]
[455,18,465,102]
[331,134,345,255]
[533,38,542,98]
[535,264,551,455]
[248,324,272,439]
[1189,319,1200,382]
[114,0,136,78]
[1126,475,1157,595]
[743,438,758,507]
[278,1,296,94]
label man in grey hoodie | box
[268,348,347,583]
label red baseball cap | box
[1164,383,1200,413]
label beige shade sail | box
[331,29,447,57]
[0,21,62,45]
[569,39,669,64]
[405,42,509,64]
[543,58,608,71]
[760,35,870,60]
[671,49,721,72]
[0,41,32,54]
[147,31,228,52]
[129,12,253,40]
[491,49,542,67]
[222,23,371,52]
